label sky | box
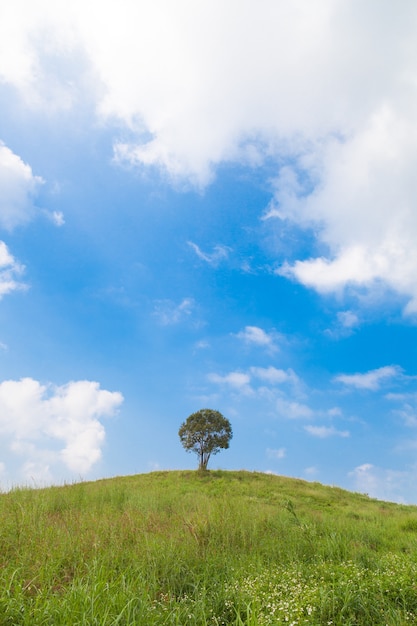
[0,0,416,503]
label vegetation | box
[178,409,233,470]
[1,470,417,624]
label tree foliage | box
[178,409,232,470]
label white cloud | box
[325,310,360,339]
[337,310,359,329]
[274,104,417,315]
[348,463,417,504]
[3,2,417,310]
[236,326,279,351]
[387,393,417,428]
[349,463,378,496]
[153,297,194,325]
[188,241,231,266]
[250,366,298,386]
[0,1,88,110]
[0,377,123,482]
[50,210,65,227]
[0,3,41,95]
[0,241,26,298]
[266,447,286,460]
[276,397,313,420]
[0,142,44,229]
[208,371,252,394]
[304,425,350,438]
[328,407,342,417]
[372,392,417,439]
[208,366,299,398]
[334,365,402,391]
[395,404,417,428]
[0,1,402,182]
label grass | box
[1,470,417,624]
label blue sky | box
[0,1,417,502]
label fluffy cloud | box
[334,365,402,391]
[236,326,279,351]
[348,463,417,504]
[0,377,123,483]
[2,2,417,309]
[207,365,311,421]
[208,371,252,394]
[2,2,413,178]
[325,310,360,339]
[208,366,298,396]
[250,366,298,386]
[0,142,44,229]
[272,105,417,314]
[0,241,26,298]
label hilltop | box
[1,470,417,624]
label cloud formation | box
[0,241,26,298]
[271,105,417,313]
[334,365,402,391]
[304,425,350,439]
[2,2,417,310]
[250,366,298,386]
[348,462,417,504]
[266,447,286,460]
[0,142,44,229]
[0,377,123,484]
[208,366,297,396]
[188,241,231,266]
[236,326,279,352]
[275,397,313,420]
[153,297,195,325]
[208,371,252,394]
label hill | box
[1,470,417,625]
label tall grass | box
[1,470,417,624]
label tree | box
[178,409,233,471]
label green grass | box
[1,470,417,624]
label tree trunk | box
[198,450,210,470]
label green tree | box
[178,409,233,470]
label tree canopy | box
[178,409,232,470]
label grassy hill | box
[1,470,417,624]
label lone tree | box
[178,409,232,471]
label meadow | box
[1,470,417,625]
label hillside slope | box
[1,470,417,625]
